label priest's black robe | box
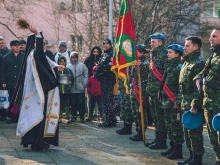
[9,33,59,148]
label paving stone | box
[0,121,216,165]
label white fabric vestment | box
[16,50,60,137]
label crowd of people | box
[0,26,220,165]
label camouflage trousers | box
[120,93,134,125]
[164,108,184,144]
[183,109,204,155]
[204,108,220,161]
[149,95,166,133]
[130,89,148,131]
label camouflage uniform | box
[161,57,184,145]
[147,45,167,133]
[130,54,149,132]
[119,79,134,125]
[179,50,205,156]
[194,47,220,162]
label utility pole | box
[108,0,113,41]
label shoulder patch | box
[143,60,149,64]
[198,56,204,62]
[178,64,182,68]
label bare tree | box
[0,0,46,38]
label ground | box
[0,121,216,165]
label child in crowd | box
[86,65,102,121]
[57,56,73,123]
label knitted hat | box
[58,41,67,48]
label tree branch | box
[0,21,19,39]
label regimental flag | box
[111,0,137,94]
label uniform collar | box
[152,45,166,53]
[183,50,200,62]
[212,45,220,55]
[168,57,181,66]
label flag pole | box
[137,65,145,143]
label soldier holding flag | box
[129,44,149,141]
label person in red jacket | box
[86,65,102,121]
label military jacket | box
[179,50,205,111]
[161,57,182,108]
[147,45,167,96]
[194,46,220,110]
[130,54,149,95]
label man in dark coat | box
[0,40,24,124]
[0,36,11,56]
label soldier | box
[194,28,220,165]
[145,33,168,149]
[177,36,205,165]
[129,44,149,141]
[159,44,185,159]
[115,79,134,135]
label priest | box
[13,25,64,151]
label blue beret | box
[136,44,146,50]
[167,44,184,54]
[182,110,203,129]
[150,33,165,40]
[212,113,220,132]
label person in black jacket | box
[0,53,5,121]
[96,39,116,127]
[0,40,24,124]
[19,39,26,53]
[0,36,11,56]
[84,46,102,78]
[44,40,55,62]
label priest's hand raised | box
[57,65,65,71]
[28,25,40,35]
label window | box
[71,35,83,52]
[72,0,83,12]
[203,1,218,17]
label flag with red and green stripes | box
[111,0,137,94]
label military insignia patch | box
[122,39,132,57]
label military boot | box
[161,141,174,157]
[145,130,159,147]
[129,128,143,141]
[149,132,167,149]
[116,123,132,135]
[167,144,183,159]
[177,151,193,165]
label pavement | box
[0,120,216,165]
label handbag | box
[0,89,10,109]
